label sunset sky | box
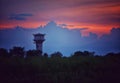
[0,0,120,36]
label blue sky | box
[0,21,120,56]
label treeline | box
[0,47,120,83]
[0,46,96,57]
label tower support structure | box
[33,33,45,52]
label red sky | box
[0,0,120,36]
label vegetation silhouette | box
[51,52,63,58]
[27,50,42,57]
[9,46,25,57]
[0,47,120,83]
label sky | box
[0,0,120,55]
[0,21,120,56]
[0,0,120,36]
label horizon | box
[0,21,120,56]
[0,21,120,37]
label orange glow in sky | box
[0,0,120,36]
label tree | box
[73,51,83,57]
[9,46,25,57]
[51,52,63,58]
[0,48,8,57]
[26,50,42,56]
[72,51,95,57]
[43,53,48,58]
[83,51,95,56]
[105,52,115,56]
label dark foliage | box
[0,48,8,57]
[51,52,63,58]
[0,48,120,83]
[72,51,95,57]
[26,50,42,56]
[9,46,24,57]
[43,53,48,58]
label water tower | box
[33,33,45,52]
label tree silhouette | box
[72,51,95,57]
[51,52,63,58]
[73,51,83,57]
[9,46,24,57]
[43,53,48,58]
[0,48,8,57]
[0,48,120,83]
[83,51,95,56]
[26,50,42,56]
[105,52,115,56]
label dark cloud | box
[0,21,120,55]
[96,28,120,53]
[108,17,120,23]
[0,0,119,28]
[8,13,33,21]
